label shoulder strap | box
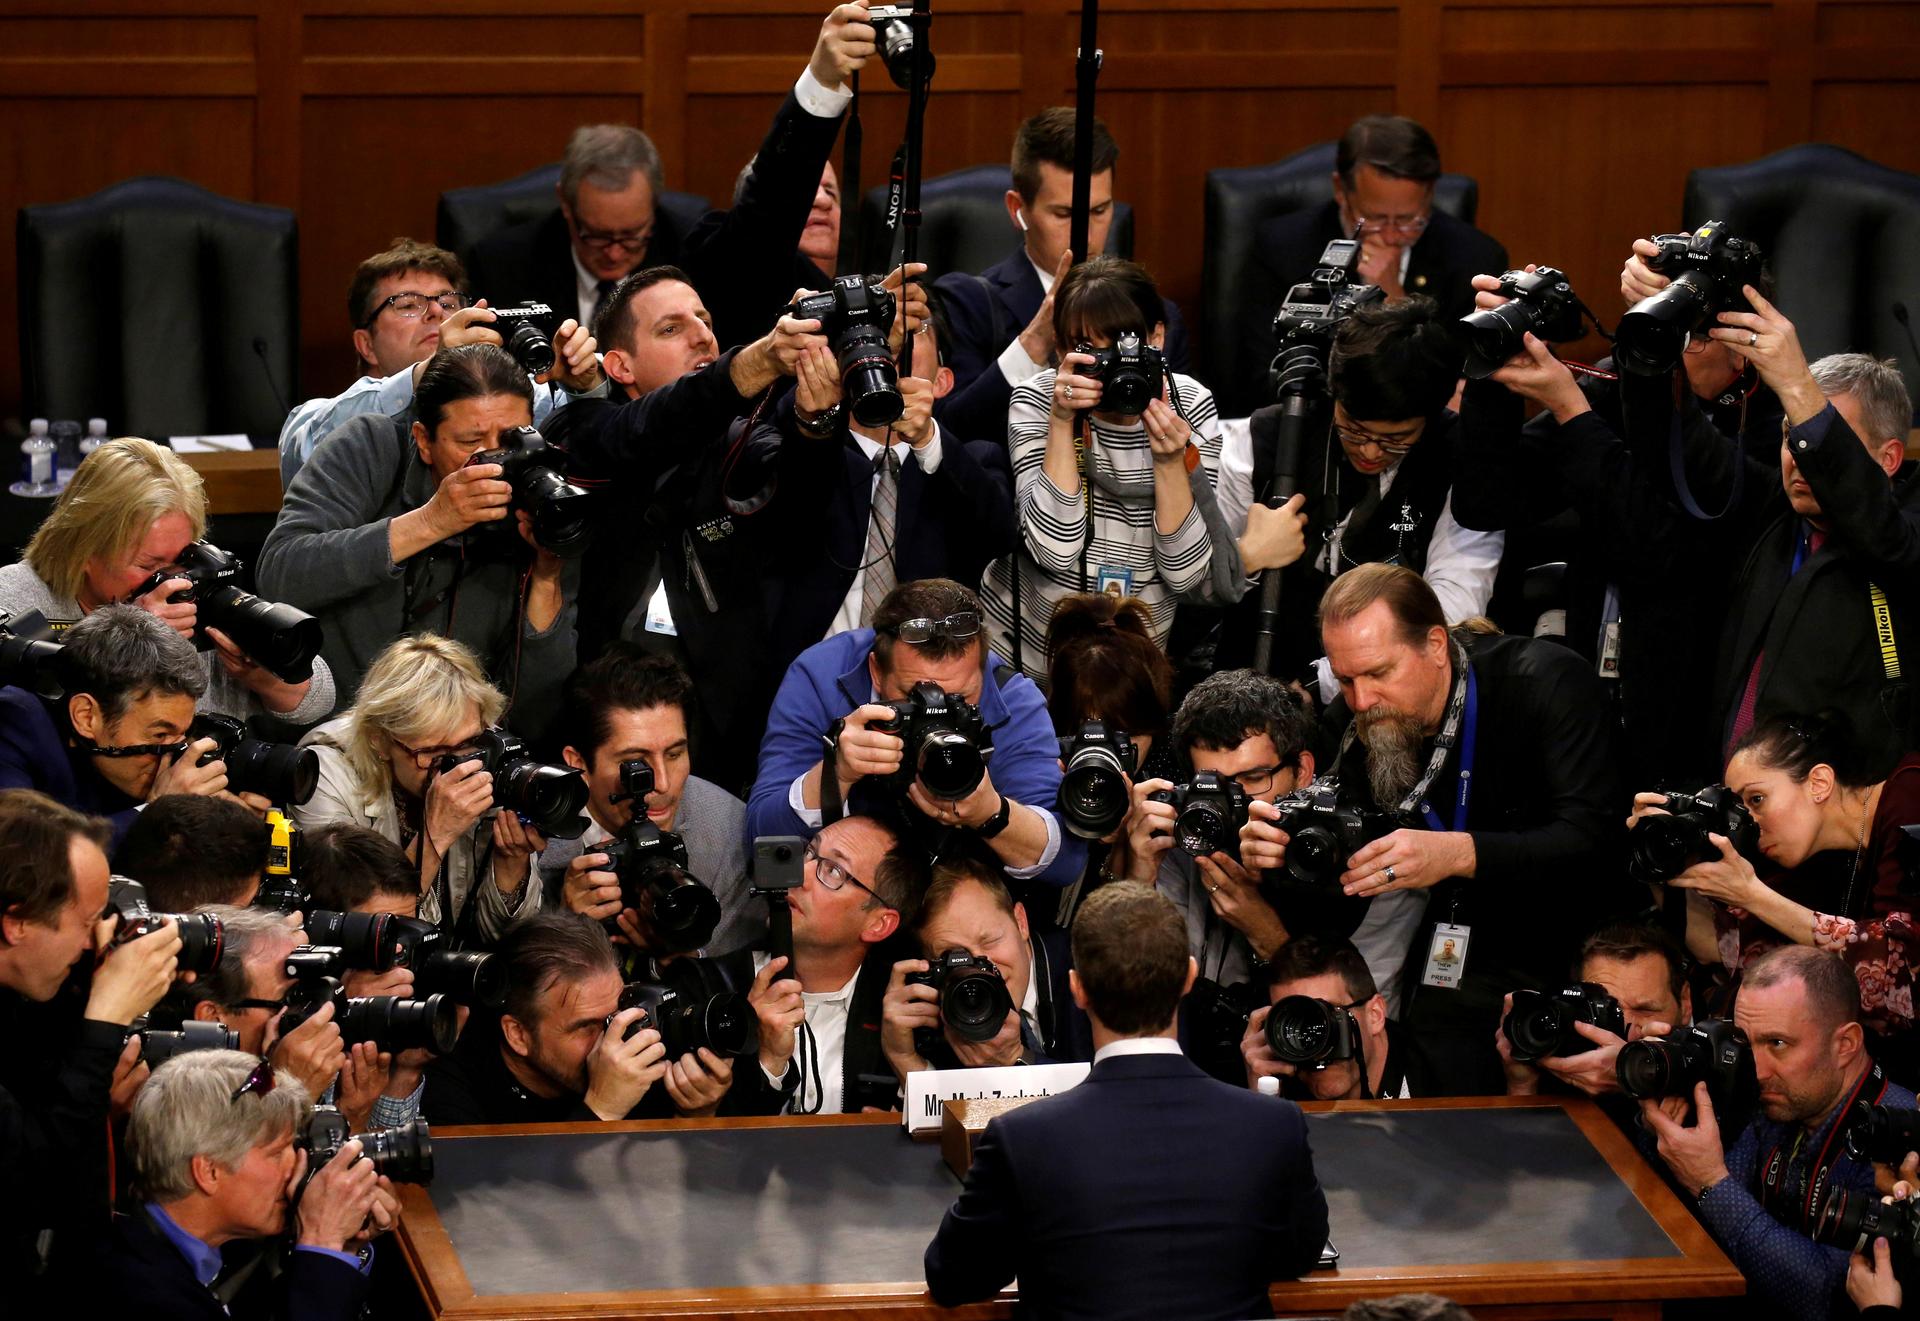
[1871,583,1903,680]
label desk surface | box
[396,1098,1742,1320]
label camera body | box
[1185,976,1260,1060]
[0,608,64,699]
[1270,238,1384,400]
[610,963,758,1059]
[465,424,593,558]
[788,275,903,427]
[1845,1101,1920,1164]
[279,969,459,1055]
[907,946,1014,1050]
[1502,983,1627,1062]
[1149,771,1251,859]
[109,876,224,974]
[865,3,933,89]
[1627,785,1759,885]
[871,681,992,801]
[436,728,589,839]
[387,915,506,1008]
[296,1104,434,1186]
[1056,720,1137,841]
[600,759,720,953]
[189,712,319,805]
[1266,777,1401,887]
[131,1019,238,1067]
[254,809,310,913]
[1265,994,1362,1070]
[1076,331,1166,416]
[487,303,557,377]
[1616,1019,1757,1112]
[1615,221,1765,376]
[132,540,322,684]
[1457,267,1587,379]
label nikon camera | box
[131,540,322,684]
[278,966,459,1056]
[436,729,590,839]
[610,962,759,1060]
[1614,221,1765,376]
[871,681,992,801]
[1456,267,1590,379]
[787,275,902,426]
[295,1105,434,1186]
[0,608,63,698]
[1074,331,1167,416]
[465,424,593,558]
[1502,983,1627,1062]
[189,713,318,806]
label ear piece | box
[1016,209,1028,232]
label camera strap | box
[1760,1059,1887,1232]
[1790,522,1903,683]
[1664,395,1745,521]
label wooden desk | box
[177,447,281,515]
[394,1099,1742,1320]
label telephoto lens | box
[1816,1184,1920,1257]
[189,713,319,805]
[1265,995,1361,1068]
[135,1021,239,1066]
[1455,267,1588,379]
[336,992,460,1055]
[1056,721,1137,841]
[304,910,402,971]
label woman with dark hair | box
[1045,592,1177,775]
[1629,711,1920,1046]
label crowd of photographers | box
[4,3,1920,1317]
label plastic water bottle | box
[80,418,108,460]
[10,418,57,498]
[51,420,82,489]
[1256,1075,1281,1097]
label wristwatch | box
[975,793,1013,838]
[795,401,844,438]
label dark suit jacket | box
[89,1204,369,1321]
[924,1049,1329,1320]
[464,207,690,326]
[1221,201,1508,416]
[0,687,141,847]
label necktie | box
[590,278,617,330]
[860,448,900,626]
[1729,526,1826,749]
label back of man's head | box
[560,641,694,765]
[560,124,663,209]
[60,604,206,721]
[129,1049,307,1205]
[1336,116,1442,187]
[302,822,418,914]
[1070,881,1189,1035]
[114,794,267,912]
[346,237,467,332]
[1743,944,1862,1035]
[1171,668,1311,765]
[498,912,620,1031]
[870,578,987,670]
[1011,108,1117,202]
[1329,297,1462,422]
[0,789,108,930]
[1265,933,1377,1002]
[1809,353,1912,450]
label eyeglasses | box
[358,291,469,329]
[887,611,981,646]
[389,731,487,770]
[231,996,289,1014]
[1334,420,1422,458]
[230,1058,276,1104]
[88,738,191,760]
[805,840,891,908]
[571,220,654,253]
[1227,764,1288,796]
[1348,210,1431,237]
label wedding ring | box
[1383,865,1397,885]
[1748,332,1758,347]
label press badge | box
[643,581,678,637]
[1598,621,1622,678]
[1421,923,1471,989]
[1096,565,1133,599]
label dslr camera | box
[866,3,933,89]
[1266,777,1402,887]
[1075,331,1166,416]
[1149,771,1250,859]
[1616,1019,1757,1111]
[109,876,224,975]
[132,540,323,684]
[279,970,459,1056]
[1502,983,1627,1062]
[871,681,992,801]
[907,947,1014,1051]
[465,424,593,558]
[1056,720,1137,841]
[0,608,64,699]
[188,713,319,806]
[1817,1183,1920,1258]
[1615,221,1765,376]
[487,303,557,377]
[1265,994,1363,1070]
[1270,237,1384,400]
[600,759,720,954]
[130,1019,238,1067]
[1627,785,1759,885]
[388,915,506,1008]
[788,275,902,427]
[610,961,759,1060]
[436,729,590,840]
[1456,267,1590,380]
[295,1104,434,1187]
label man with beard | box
[1241,564,1627,1092]
[1643,946,1919,1321]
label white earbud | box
[1016,208,1029,232]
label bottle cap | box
[1256,1075,1280,1097]
[87,418,107,434]
[28,418,48,435]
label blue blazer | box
[746,629,1084,887]
[0,687,141,847]
[924,1049,1329,1319]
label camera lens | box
[496,760,590,839]
[199,585,323,685]
[364,1119,435,1184]
[1458,302,1535,379]
[174,912,226,976]
[1615,1037,1678,1098]
[1503,991,1572,1063]
[0,629,65,700]
[305,910,399,971]
[1614,279,1710,376]
[639,867,722,954]
[339,993,458,1055]
[1627,814,1711,885]
[942,968,1013,1043]
[514,465,594,558]
[502,322,556,377]
[1102,368,1158,416]
[139,1021,239,1066]
[1847,1102,1920,1164]
[1267,995,1344,1066]
[837,325,904,427]
[916,729,986,800]
[1174,801,1229,856]
[1060,748,1129,840]
[693,992,759,1058]
[1284,824,1345,887]
[416,948,507,1009]
[222,735,320,806]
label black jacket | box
[464,207,690,327]
[1223,201,1508,416]
[422,1013,675,1125]
[924,1050,1328,1320]
[87,1203,369,1321]
[918,926,1094,1069]
[710,944,902,1115]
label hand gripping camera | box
[1056,720,1137,841]
[610,960,759,1060]
[187,712,319,806]
[1616,1019,1757,1113]
[464,424,594,558]
[1265,994,1364,1070]
[1265,777,1402,888]
[600,759,720,954]
[1817,1184,1920,1259]
[1455,267,1593,380]
[0,608,64,699]
[486,302,557,378]
[132,540,323,684]
[866,4,934,89]
[1627,785,1760,885]
[907,947,1014,1053]
[278,965,460,1056]
[1502,983,1627,1062]
[1075,331,1167,416]
[787,275,903,427]
[1270,237,1385,401]
[1614,221,1765,376]
[872,681,992,801]
[295,1104,434,1187]
[1148,772,1250,858]
[435,729,590,840]
[108,876,225,975]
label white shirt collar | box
[1028,250,1057,294]
[1092,1036,1184,1064]
[751,950,860,1003]
[849,429,910,464]
[571,244,600,309]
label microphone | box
[252,335,291,422]
[1895,304,1920,425]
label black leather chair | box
[855,163,1134,278]
[1683,143,1920,405]
[435,162,711,267]
[16,176,299,442]
[1199,141,1480,383]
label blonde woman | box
[296,634,543,945]
[0,437,333,725]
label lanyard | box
[1417,663,1478,834]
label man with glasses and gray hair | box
[748,578,1084,890]
[91,1049,397,1320]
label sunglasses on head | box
[230,1057,276,1105]
[886,611,981,646]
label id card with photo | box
[1421,923,1471,989]
[1095,565,1134,600]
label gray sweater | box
[0,560,336,729]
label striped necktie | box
[859,447,900,626]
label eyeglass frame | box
[1333,417,1423,458]
[568,216,655,253]
[1225,763,1289,797]
[885,611,982,646]
[357,290,470,330]
[804,840,891,909]
[387,730,488,770]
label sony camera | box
[1616,1019,1757,1112]
[1615,221,1766,376]
[1817,1184,1920,1258]
[465,424,593,558]
[0,608,64,699]
[1270,237,1384,400]
[109,876,224,975]
[1056,720,1137,841]
[1265,994,1363,1069]
[1149,771,1250,859]
[1846,1101,1920,1164]
[487,302,557,377]
[1627,785,1760,885]
[907,947,1014,1049]
[600,759,720,954]
[1265,777,1401,888]
[279,972,459,1056]
[1456,266,1590,379]
[1076,331,1166,416]
[610,962,759,1060]
[387,915,506,1008]
[866,3,933,89]
[296,1104,434,1186]
[131,1020,238,1067]
[188,712,318,806]
[1502,983,1628,1062]
[787,275,903,427]
[132,540,322,684]
[436,728,589,840]
[871,681,992,801]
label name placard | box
[903,1062,1091,1134]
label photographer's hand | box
[1709,285,1824,423]
[1490,333,1590,424]
[810,0,875,92]
[548,317,603,392]
[109,1036,150,1121]
[663,1046,735,1117]
[732,308,826,396]
[489,810,546,897]
[1123,777,1179,882]
[1620,238,1670,306]
[562,851,625,923]
[294,1139,380,1254]
[793,344,844,419]
[1242,1004,1288,1091]
[749,956,806,1080]
[828,703,906,801]
[1238,493,1309,574]
[1625,791,1674,831]
[1049,354,1103,424]
[1537,1020,1630,1097]
[949,1009,1025,1069]
[894,376,937,450]
[131,575,198,639]
[85,918,182,1026]
[1195,853,1288,961]
[267,1000,347,1100]
[335,1041,392,1132]
[397,463,511,562]
[422,304,501,376]
[1668,833,1767,909]
[205,625,310,714]
[1494,994,1543,1097]
[423,760,494,859]
[1237,798,1292,876]
[1641,1082,1729,1197]
[881,959,938,1081]
[1017,252,1073,369]
[148,738,229,801]
[1848,1234,1903,1312]
[585,1012,668,1119]
[1342,829,1476,897]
